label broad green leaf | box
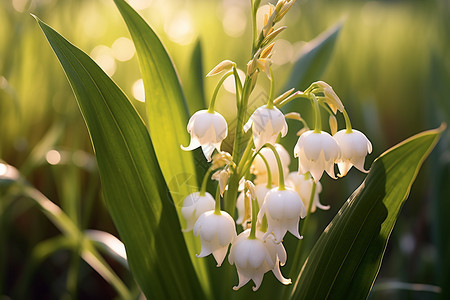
[112,1,211,294]
[291,125,445,299]
[185,39,207,115]
[34,18,205,299]
[113,0,198,205]
[284,21,343,91]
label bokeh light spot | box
[111,37,135,62]
[222,7,247,37]
[164,11,196,45]
[46,150,61,165]
[90,45,116,76]
[132,79,145,102]
[223,69,245,94]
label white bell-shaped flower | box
[286,172,328,213]
[244,105,288,150]
[251,143,290,186]
[333,129,372,177]
[181,192,215,232]
[258,187,306,242]
[181,110,228,161]
[193,210,237,266]
[294,130,340,183]
[228,229,291,291]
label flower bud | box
[206,60,235,77]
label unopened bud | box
[273,88,295,104]
[285,112,302,121]
[296,127,308,136]
[206,60,235,77]
[260,42,276,59]
[261,26,287,47]
[211,151,233,169]
[274,0,296,23]
[329,115,338,135]
[312,81,344,114]
[245,180,257,200]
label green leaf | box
[111,1,211,294]
[185,39,207,115]
[34,17,205,299]
[112,0,199,205]
[291,125,445,299]
[284,21,343,91]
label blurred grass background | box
[0,0,449,299]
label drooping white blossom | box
[181,192,215,232]
[194,210,237,267]
[244,106,288,150]
[181,110,228,161]
[258,187,306,242]
[294,130,340,183]
[251,143,290,186]
[286,172,328,213]
[333,129,372,177]
[228,229,291,291]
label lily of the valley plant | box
[181,0,372,291]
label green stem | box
[257,152,272,189]
[343,108,353,133]
[249,197,259,239]
[266,69,275,109]
[232,67,242,101]
[276,92,310,108]
[214,184,221,215]
[199,167,213,196]
[310,94,322,133]
[263,143,285,190]
[208,70,234,113]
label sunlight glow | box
[132,79,145,102]
[164,11,196,45]
[12,0,28,12]
[223,69,245,94]
[272,39,294,65]
[111,37,135,62]
[90,45,116,76]
[46,150,61,165]
[128,0,152,11]
[222,7,247,37]
[0,164,7,176]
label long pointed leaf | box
[111,1,211,294]
[291,125,444,299]
[34,17,205,300]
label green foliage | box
[291,125,444,299]
[35,17,205,299]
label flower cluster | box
[179,0,372,292]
